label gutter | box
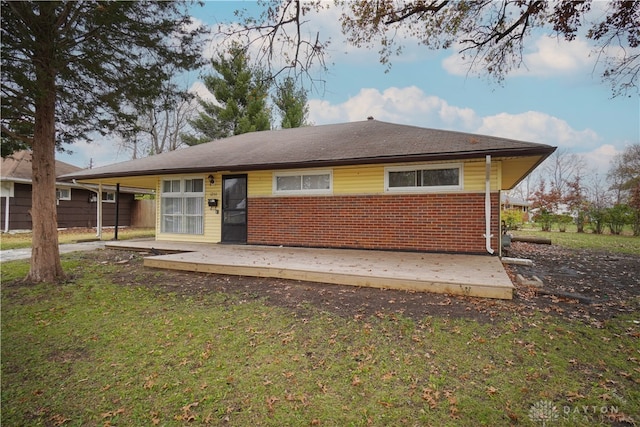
[3,192,9,233]
[484,155,495,254]
[59,147,557,182]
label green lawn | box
[512,227,640,255]
[0,227,155,251]
[1,253,638,426]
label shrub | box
[502,210,524,231]
[588,207,606,234]
[605,204,633,235]
[555,214,573,232]
[533,209,553,232]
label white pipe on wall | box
[73,179,102,238]
[97,183,102,239]
[484,155,495,254]
[4,194,9,233]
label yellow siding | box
[248,171,273,197]
[463,160,500,192]
[154,179,161,234]
[203,172,222,243]
[246,160,502,197]
[333,165,384,194]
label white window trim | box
[56,187,71,201]
[273,170,333,195]
[160,176,205,235]
[384,163,464,193]
[101,192,116,203]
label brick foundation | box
[248,193,500,254]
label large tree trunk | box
[28,117,64,283]
[26,3,64,283]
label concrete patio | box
[105,240,514,299]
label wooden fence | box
[130,199,156,228]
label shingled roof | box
[1,150,81,182]
[62,120,555,181]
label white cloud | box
[580,144,620,176]
[310,87,600,151]
[309,86,479,129]
[476,111,600,149]
[442,35,594,78]
[57,136,131,169]
[188,81,217,104]
[309,86,614,176]
[516,36,593,77]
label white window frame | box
[160,177,205,235]
[273,170,333,195]
[55,187,71,201]
[101,192,116,203]
[384,163,464,193]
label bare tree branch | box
[214,0,328,91]
[384,0,449,25]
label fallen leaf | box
[566,391,585,402]
[265,396,279,412]
[381,371,395,381]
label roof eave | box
[61,146,555,181]
[505,145,557,190]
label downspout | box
[97,183,102,240]
[72,179,102,238]
[114,183,120,240]
[4,193,9,233]
[484,155,495,254]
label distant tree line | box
[508,145,640,236]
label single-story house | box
[1,150,142,232]
[501,193,531,221]
[62,119,555,255]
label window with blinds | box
[161,178,204,235]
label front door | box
[222,174,247,243]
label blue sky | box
[58,1,639,180]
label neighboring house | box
[501,193,531,221]
[0,150,138,232]
[62,120,555,255]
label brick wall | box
[248,193,500,253]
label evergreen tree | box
[183,44,271,145]
[273,77,310,129]
[1,1,205,283]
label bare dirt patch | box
[72,242,640,325]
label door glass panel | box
[224,178,247,209]
[222,175,248,243]
[223,211,246,224]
